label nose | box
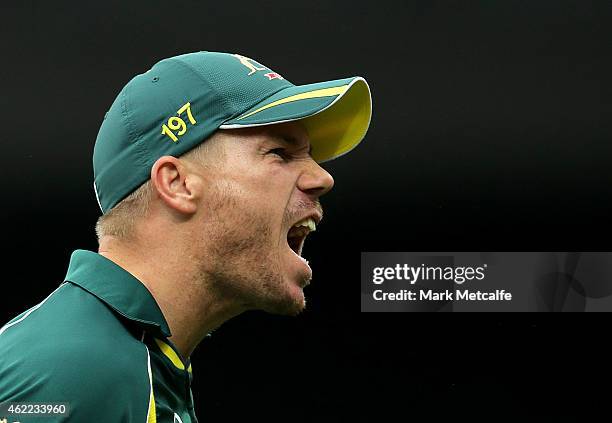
[297,159,335,198]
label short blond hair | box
[95,135,224,241]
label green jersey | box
[0,250,198,422]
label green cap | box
[93,51,372,214]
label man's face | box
[193,121,334,315]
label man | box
[0,51,371,422]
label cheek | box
[218,170,293,222]
[201,165,299,253]
[202,180,281,251]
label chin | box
[261,279,307,316]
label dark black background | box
[2,1,612,421]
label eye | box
[268,148,288,159]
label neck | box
[98,236,244,361]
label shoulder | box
[0,283,154,422]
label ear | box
[150,156,199,215]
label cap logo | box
[233,54,268,76]
[264,72,284,81]
[161,101,197,143]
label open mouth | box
[286,217,317,257]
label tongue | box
[288,226,308,238]
[288,236,301,254]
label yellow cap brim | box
[220,77,372,162]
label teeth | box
[294,218,316,232]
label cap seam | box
[168,57,233,119]
[120,81,149,166]
[118,78,152,206]
[120,84,138,145]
